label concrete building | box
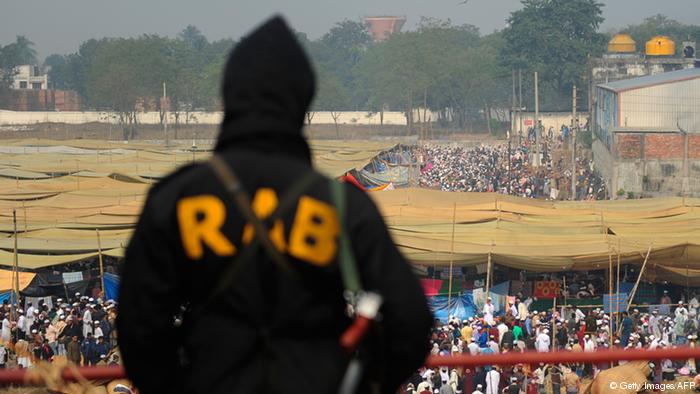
[364,16,406,42]
[11,65,48,90]
[592,68,700,198]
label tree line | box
[1,0,699,137]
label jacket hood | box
[216,16,316,162]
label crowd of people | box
[404,293,700,394]
[0,293,118,369]
[417,129,607,201]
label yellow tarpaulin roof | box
[0,268,35,291]
[0,140,698,280]
[371,189,700,274]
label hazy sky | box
[2,0,699,59]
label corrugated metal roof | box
[598,67,700,93]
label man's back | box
[117,16,431,394]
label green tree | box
[0,36,38,89]
[44,54,67,89]
[179,25,208,51]
[1,36,37,67]
[86,36,177,139]
[312,65,351,136]
[502,0,607,106]
[312,20,371,109]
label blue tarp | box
[429,294,476,323]
[604,293,629,313]
[104,273,120,301]
[0,291,11,304]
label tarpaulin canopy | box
[371,189,700,282]
[429,294,476,323]
[0,140,401,269]
[0,268,35,291]
[104,272,119,301]
[1,140,699,285]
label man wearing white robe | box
[649,310,661,338]
[536,329,551,352]
[485,368,500,394]
[482,298,495,326]
[25,305,35,334]
[17,311,26,340]
[517,299,529,321]
[82,305,93,338]
[1,315,10,343]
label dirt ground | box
[0,122,501,144]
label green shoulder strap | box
[329,180,362,294]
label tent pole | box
[552,295,557,352]
[563,275,568,309]
[21,201,27,233]
[608,244,613,353]
[486,252,492,301]
[97,229,105,298]
[625,245,652,313]
[11,210,18,321]
[447,203,456,320]
[615,243,621,334]
[686,247,690,302]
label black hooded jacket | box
[117,16,432,394]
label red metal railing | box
[1,347,700,385]
[426,347,700,368]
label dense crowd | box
[417,131,607,200]
[404,291,700,394]
[0,293,118,368]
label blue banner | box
[604,293,629,313]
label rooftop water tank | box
[646,36,676,56]
[608,34,636,53]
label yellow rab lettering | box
[288,196,339,266]
[177,195,236,259]
[242,188,286,251]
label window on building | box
[32,82,42,90]
[19,81,27,89]
[33,66,40,76]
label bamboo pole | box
[11,210,18,321]
[486,252,492,301]
[615,242,621,333]
[608,245,614,351]
[625,245,652,313]
[552,295,557,352]
[96,229,105,297]
[563,276,568,309]
[21,201,27,233]
[447,203,457,320]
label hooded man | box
[118,16,432,394]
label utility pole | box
[511,69,517,138]
[534,71,540,167]
[163,82,169,147]
[518,69,523,145]
[572,85,577,200]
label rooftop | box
[598,67,700,93]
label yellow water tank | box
[646,35,676,56]
[608,34,636,53]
